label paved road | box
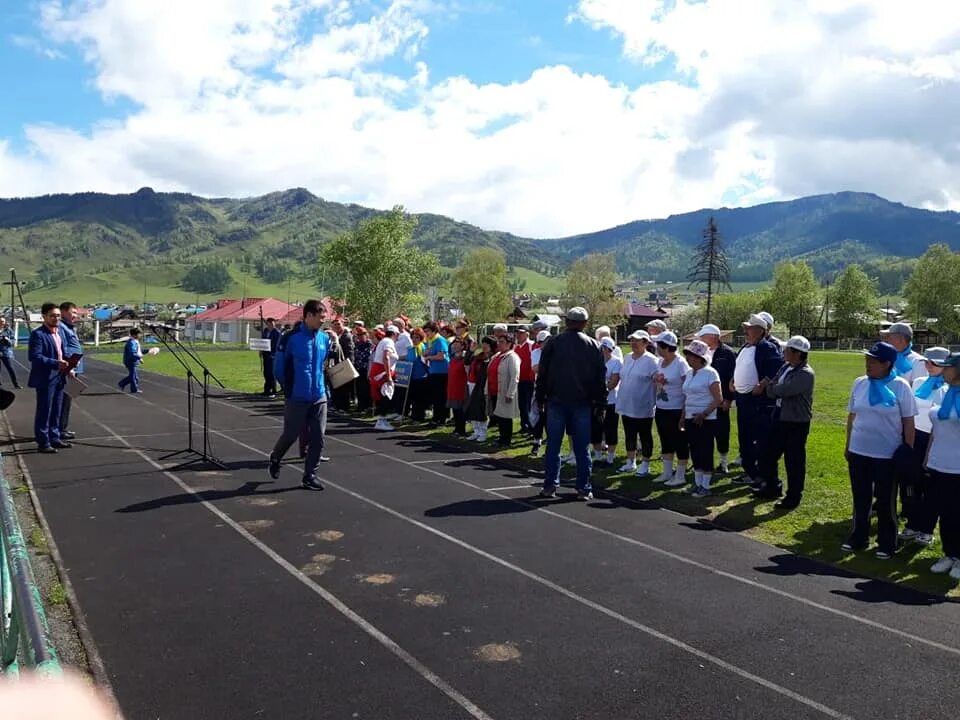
[4,356,960,719]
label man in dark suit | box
[261,318,281,397]
[28,303,70,453]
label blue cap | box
[932,352,960,369]
[863,341,897,366]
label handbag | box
[327,343,359,389]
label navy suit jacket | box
[28,325,67,389]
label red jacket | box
[447,357,468,402]
[516,341,534,383]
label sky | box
[2,0,959,237]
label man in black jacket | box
[260,318,281,397]
[536,307,607,500]
[697,323,736,473]
[330,317,355,411]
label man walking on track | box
[268,300,330,491]
[28,302,70,453]
[536,306,607,501]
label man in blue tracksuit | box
[28,302,70,453]
[58,301,84,439]
[268,300,330,491]
[118,328,143,393]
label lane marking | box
[485,485,539,492]
[81,363,960,659]
[72,405,495,720]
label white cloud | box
[1,1,959,236]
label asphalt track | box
[4,356,960,719]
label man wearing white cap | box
[697,323,736,473]
[757,311,785,349]
[880,322,927,385]
[731,313,784,484]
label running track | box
[4,356,960,719]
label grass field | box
[98,349,958,597]
[506,267,566,295]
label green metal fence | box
[0,457,60,675]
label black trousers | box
[685,419,716,472]
[655,408,688,459]
[261,353,276,394]
[491,398,513,446]
[735,394,774,479]
[758,420,810,501]
[902,431,936,533]
[407,379,428,420]
[59,391,73,433]
[355,370,372,412]
[429,373,449,423]
[848,453,898,554]
[0,355,18,386]
[331,379,354,411]
[714,406,731,455]
[452,408,467,435]
[518,381,534,431]
[931,470,960,558]
[622,416,653,457]
[591,403,619,446]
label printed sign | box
[394,360,414,388]
[249,338,272,351]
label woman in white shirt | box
[615,331,659,475]
[680,340,723,496]
[923,353,960,579]
[900,347,951,546]
[591,338,622,466]
[844,342,917,560]
[653,332,691,485]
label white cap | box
[656,331,679,348]
[786,335,811,352]
[492,323,508,332]
[683,339,711,361]
[384,324,399,335]
[599,337,616,350]
[757,311,775,329]
[646,319,668,332]
[742,313,767,329]
[566,306,589,322]
[628,330,651,342]
[536,330,550,343]
[696,323,721,337]
[594,325,611,339]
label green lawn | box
[506,267,566,295]
[101,349,958,597]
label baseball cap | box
[924,347,950,363]
[492,323,508,332]
[646,319,668,332]
[628,330,651,342]
[515,325,529,333]
[530,319,548,331]
[786,335,811,353]
[599,337,616,350]
[863,341,897,365]
[757,311,775,329]
[566,306,589,322]
[696,323,721,337]
[536,330,550,343]
[881,322,913,339]
[683,339,711,361]
[656,331,679,348]
[932,352,960,369]
[384,324,399,335]
[742,313,767,329]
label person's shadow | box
[115,480,299,513]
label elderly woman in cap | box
[371,324,400,431]
[615,330,660,475]
[899,347,952,546]
[590,337,622,465]
[353,326,373,412]
[754,336,816,509]
[844,341,917,559]
[923,353,960,579]
[487,333,521,448]
[880,322,928,384]
[595,326,624,361]
[653,331,691,486]
[680,339,723,496]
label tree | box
[182,261,231,293]
[832,264,878,338]
[710,289,773,333]
[768,261,821,332]
[903,243,960,334]
[319,206,440,324]
[687,216,731,323]
[565,253,621,329]
[452,248,513,325]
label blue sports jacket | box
[274,324,330,402]
[61,320,84,374]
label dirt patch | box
[474,643,521,663]
[301,554,337,576]
[359,573,396,586]
[245,498,280,507]
[239,519,274,533]
[306,530,344,542]
[413,592,446,608]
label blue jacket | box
[737,336,784,402]
[123,338,143,367]
[61,320,84,375]
[274,324,330,402]
[0,327,15,358]
[406,346,429,381]
[27,325,67,389]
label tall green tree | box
[832,264,878,338]
[182,261,231,294]
[710,289,773,333]
[566,253,621,329]
[452,248,513,326]
[687,216,732,323]
[320,206,439,323]
[769,261,821,332]
[903,243,960,334]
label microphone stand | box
[151,324,226,470]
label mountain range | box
[0,188,957,304]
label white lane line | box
[85,366,960,659]
[72,375,856,717]
[485,485,539,492]
[72,404,495,720]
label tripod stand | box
[151,324,227,470]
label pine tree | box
[687,216,732,323]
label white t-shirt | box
[395,332,412,359]
[373,337,397,367]
[656,355,690,410]
[616,352,659,419]
[683,366,721,420]
[927,406,960,474]
[605,357,622,405]
[733,345,758,394]
[898,350,928,385]
[912,377,948,435]
[847,376,917,459]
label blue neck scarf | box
[894,345,915,376]
[938,385,960,421]
[914,374,945,400]
[868,368,899,407]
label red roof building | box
[185,298,299,343]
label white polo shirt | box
[615,352,659,419]
[912,377,948,435]
[733,345,758,394]
[605,357,622,405]
[927,406,960,474]
[683,366,721,420]
[847,376,917,459]
[898,350,928,385]
[656,356,690,410]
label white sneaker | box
[916,533,935,546]
[930,556,957,574]
[899,528,920,541]
[951,562,960,581]
[467,431,478,441]
[375,419,395,431]
[664,474,687,487]
[673,467,687,484]
[618,461,636,472]
[563,453,577,465]
[653,472,671,483]
[636,461,650,476]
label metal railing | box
[0,457,60,676]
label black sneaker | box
[775,498,800,510]
[61,431,77,440]
[732,474,755,485]
[51,441,72,449]
[268,454,281,480]
[576,491,594,501]
[319,455,331,463]
[302,477,325,491]
[37,446,57,454]
[537,488,558,499]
